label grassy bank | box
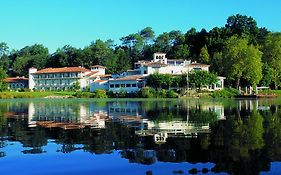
[258,90,281,96]
[0,91,75,99]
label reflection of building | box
[26,100,227,135]
[202,105,225,120]
[108,101,144,119]
[136,120,210,144]
[28,102,108,129]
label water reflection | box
[0,98,281,174]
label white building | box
[28,53,225,92]
[90,75,146,93]
[29,65,106,91]
[90,53,225,93]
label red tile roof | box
[188,63,210,67]
[91,65,106,68]
[90,74,112,78]
[144,62,167,67]
[115,75,144,81]
[34,67,91,74]
[85,71,99,77]
[95,80,107,83]
[4,77,28,83]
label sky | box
[0,0,281,53]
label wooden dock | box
[36,121,87,130]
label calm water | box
[0,98,281,175]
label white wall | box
[108,80,142,93]
[90,81,109,92]
[28,68,37,90]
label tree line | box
[1,14,281,89]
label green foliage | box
[166,90,178,98]
[140,87,156,98]
[139,87,178,98]
[210,88,239,98]
[223,36,262,87]
[73,81,80,91]
[12,44,49,76]
[0,91,75,99]
[74,91,93,98]
[198,45,210,64]
[146,73,174,89]
[93,89,108,98]
[188,70,218,90]
[262,33,281,89]
[0,68,7,92]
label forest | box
[0,14,281,89]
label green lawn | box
[0,91,75,99]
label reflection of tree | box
[210,110,266,174]
[0,110,7,158]
[189,109,218,124]
[264,110,281,160]
[120,149,156,165]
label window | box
[144,70,147,74]
[126,84,131,87]
[115,84,120,88]
[132,84,137,87]
[110,84,114,88]
[121,84,125,88]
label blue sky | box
[0,0,280,53]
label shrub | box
[140,87,156,98]
[157,89,167,98]
[74,91,93,98]
[166,90,178,98]
[93,89,108,98]
[210,88,239,98]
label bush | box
[158,89,167,98]
[140,87,156,98]
[139,87,178,98]
[0,93,14,99]
[93,89,108,98]
[74,91,93,98]
[166,90,178,98]
[210,88,239,98]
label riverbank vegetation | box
[0,91,75,99]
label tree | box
[139,27,155,45]
[0,68,7,91]
[116,48,131,72]
[198,45,210,64]
[262,33,281,89]
[12,44,49,76]
[260,63,273,87]
[188,70,218,90]
[89,39,118,73]
[0,42,9,57]
[0,42,10,71]
[223,36,262,88]
[146,73,173,89]
[169,44,190,59]
[225,14,259,40]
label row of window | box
[33,73,80,79]
[109,83,138,88]
[35,79,76,85]
[9,83,27,88]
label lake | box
[0,98,281,175]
